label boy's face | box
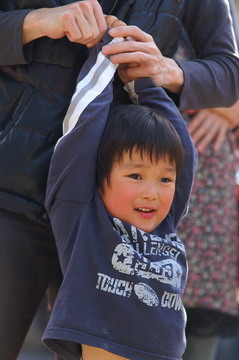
[101,148,177,233]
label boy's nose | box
[141,185,158,200]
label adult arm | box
[22,1,107,46]
[124,78,197,227]
[102,0,239,110]
[0,9,32,65]
[178,0,239,110]
[0,1,109,66]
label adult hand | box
[23,0,107,47]
[105,15,126,29]
[188,109,230,154]
[210,99,239,130]
[102,25,184,93]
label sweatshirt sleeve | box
[177,0,239,110]
[124,79,197,228]
[45,34,123,212]
[0,9,33,65]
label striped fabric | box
[56,36,124,146]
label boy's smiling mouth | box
[134,207,155,213]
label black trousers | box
[0,208,62,360]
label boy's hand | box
[102,25,184,93]
[23,0,107,46]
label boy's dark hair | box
[97,103,184,191]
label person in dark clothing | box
[0,2,118,360]
[42,32,197,360]
[0,1,238,359]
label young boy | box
[42,31,197,360]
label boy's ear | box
[98,186,103,196]
[99,177,112,197]
[97,178,107,197]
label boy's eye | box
[128,173,141,180]
[160,177,173,183]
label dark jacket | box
[0,0,238,225]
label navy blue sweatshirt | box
[42,33,197,360]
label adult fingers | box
[90,0,107,33]
[103,32,157,57]
[213,124,227,152]
[74,2,102,41]
[196,122,221,153]
[189,110,229,153]
[87,16,126,48]
[188,111,208,139]
[65,1,107,44]
[105,15,126,29]
[62,10,84,42]
[117,59,161,84]
[109,25,153,43]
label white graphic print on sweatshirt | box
[96,218,184,310]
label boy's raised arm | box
[45,34,123,212]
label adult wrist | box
[163,58,184,94]
[22,9,46,44]
[153,58,184,94]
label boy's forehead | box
[121,149,151,163]
[120,150,176,170]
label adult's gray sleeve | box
[178,0,239,110]
[0,9,33,66]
